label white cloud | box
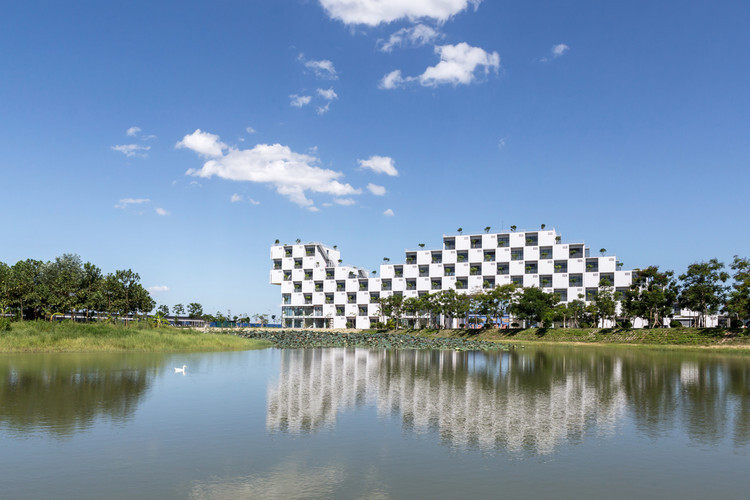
[155,207,170,216]
[333,197,356,206]
[112,144,150,158]
[184,131,361,208]
[249,198,261,205]
[175,129,227,158]
[379,70,406,89]
[231,193,243,203]
[317,88,338,101]
[359,155,398,176]
[147,285,170,293]
[378,24,441,52]
[419,43,499,86]
[380,43,499,89]
[126,126,141,137]
[319,0,481,26]
[367,183,387,196]
[552,43,569,57]
[299,53,338,79]
[114,198,150,209]
[307,206,320,212]
[383,208,395,217]
[290,94,312,107]
[246,126,256,134]
[541,43,570,62]
[497,137,506,150]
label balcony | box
[525,233,538,246]
[511,248,524,261]
[497,235,509,247]
[569,274,583,287]
[554,261,567,273]
[469,266,481,276]
[443,238,456,250]
[539,247,553,260]
[294,259,302,269]
[525,262,538,274]
[539,275,552,288]
[483,251,495,262]
[444,266,455,277]
[470,237,482,249]
[456,280,468,290]
[347,295,356,304]
[456,252,468,263]
[431,252,443,264]
[419,266,429,277]
[497,263,509,275]
[273,260,282,270]
[431,280,442,290]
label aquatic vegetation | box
[234,329,508,351]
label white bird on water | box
[174,365,187,374]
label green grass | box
[396,327,750,350]
[0,321,271,353]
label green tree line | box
[0,254,154,321]
[376,257,750,329]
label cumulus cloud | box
[379,70,406,90]
[367,183,387,196]
[541,43,570,62]
[112,144,151,158]
[290,94,312,108]
[182,131,361,208]
[246,126,256,134]
[231,193,243,203]
[308,206,321,212]
[359,155,398,176]
[299,53,338,79]
[155,207,170,216]
[319,0,481,26]
[383,208,395,217]
[175,129,227,158]
[249,198,261,205]
[126,126,141,137]
[378,24,441,52]
[333,198,356,206]
[380,42,499,88]
[315,88,338,115]
[419,43,499,86]
[114,198,150,209]
[147,285,170,293]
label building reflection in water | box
[267,348,630,454]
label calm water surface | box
[1,346,749,499]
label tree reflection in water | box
[0,354,162,437]
[267,347,750,454]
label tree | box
[173,303,185,317]
[510,225,517,232]
[476,283,516,327]
[8,259,44,320]
[484,226,491,233]
[274,239,280,244]
[187,302,204,319]
[622,267,677,328]
[418,243,425,248]
[678,259,729,327]
[726,256,750,326]
[599,248,607,256]
[541,224,546,230]
[592,280,617,327]
[510,287,558,327]
[377,294,403,329]
[157,304,169,316]
[457,228,463,235]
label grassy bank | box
[404,327,750,350]
[0,321,271,353]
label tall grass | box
[0,321,271,353]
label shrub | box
[670,320,683,328]
[0,318,11,332]
[619,320,632,329]
[510,322,520,328]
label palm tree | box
[484,226,491,233]
[510,225,517,232]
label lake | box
[1,345,749,499]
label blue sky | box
[2,0,749,318]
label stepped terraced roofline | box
[270,228,634,329]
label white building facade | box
[270,228,635,329]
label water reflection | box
[0,353,162,437]
[267,347,750,454]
